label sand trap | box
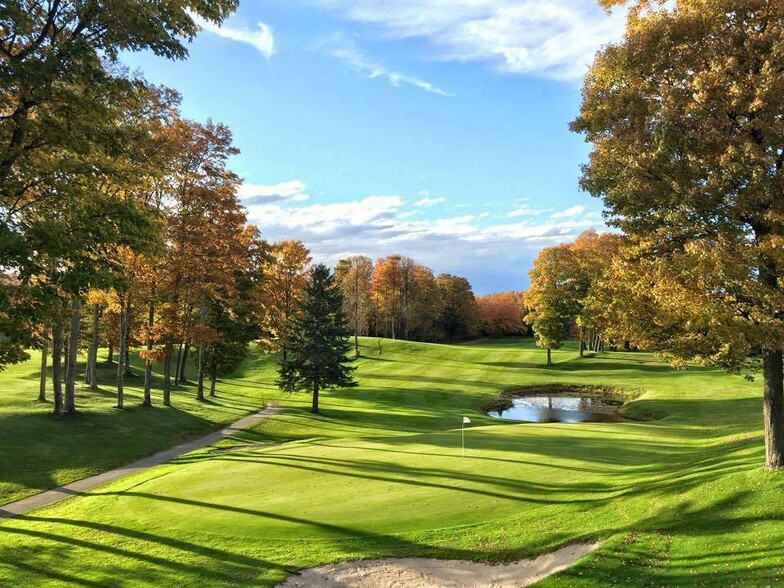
[278,542,600,588]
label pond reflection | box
[487,396,622,423]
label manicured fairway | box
[0,338,782,587]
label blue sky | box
[121,0,626,294]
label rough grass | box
[0,337,782,587]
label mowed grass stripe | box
[1,338,782,587]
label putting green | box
[0,338,782,587]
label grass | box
[0,348,283,505]
[0,337,782,587]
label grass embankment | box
[0,350,282,505]
[1,338,782,587]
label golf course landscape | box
[0,338,781,587]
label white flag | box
[463,417,471,424]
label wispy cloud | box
[238,180,309,204]
[314,1,626,80]
[192,14,275,59]
[507,206,552,218]
[415,196,445,207]
[320,33,454,96]
[551,204,586,219]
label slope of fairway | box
[0,338,782,587]
[0,349,284,505]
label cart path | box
[0,403,283,521]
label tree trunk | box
[143,301,155,406]
[38,337,48,402]
[52,322,64,416]
[106,342,114,365]
[116,298,128,410]
[174,341,183,386]
[85,304,100,388]
[163,347,172,407]
[124,345,133,377]
[179,342,190,383]
[124,298,133,376]
[763,349,784,469]
[210,360,217,398]
[197,303,206,402]
[578,328,585,357]
[311,380,320,414]
[546,347,552,366]
[64,296,81,416]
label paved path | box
[0,403,283,521]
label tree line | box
[334,254,528,354]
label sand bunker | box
[278,542,600,588]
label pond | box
[487,395,623,423]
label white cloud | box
[314,1,626,80]
[551,204,586,219]
[507,206,552,218]
[247,191,606,292]
[238,180,310,203]
[192,14,275,58]
[414,196,445,207]
[320,33,454,96]
[246,195,404,234]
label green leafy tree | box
[277,264,357,414]
[525,244,583,366]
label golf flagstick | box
[462,416,471,457]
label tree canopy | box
[573,0,784,468]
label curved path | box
[278,542,600,588]
[0,403,283,521]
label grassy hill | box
[0,349,283,505]
[0,338,781,587]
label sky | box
[120,0,627,294]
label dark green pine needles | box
[277,264,357,414]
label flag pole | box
[461,419,465,458]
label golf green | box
[0,338,782,587]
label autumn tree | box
[574,0,784,468]
[435,274,478,343]
[278,264,356,414]
[0,1,240,372]
[406,264,439,341]
[335,255,374,356]
[371,255,406,339]
[259,240,312,360]
[569,230,625,355]
[476,292,527,337]
[204,227,265,397]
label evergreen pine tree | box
[278,264,357,414]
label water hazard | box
[487,395,623,423]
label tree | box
[259,240,311,359]
[435,274,478,343]
[525,245,582,365]
[0,0,239,204]
[406,264,438,342]
[335,256,373,356]
[277,264,357,414]
[573,0,784,468]
[371,255,404,339]
[476,292,527,337]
